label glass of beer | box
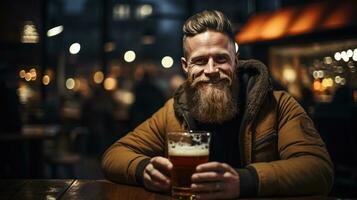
[167,131,211,199]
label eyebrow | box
[190,55,206,62]
[190,52,231,61]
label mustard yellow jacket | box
[102,60,334,196]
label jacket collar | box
[173,59,272,130]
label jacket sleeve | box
[101,99,173,185]
[249,92,334,196]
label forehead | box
[185,31,233,58]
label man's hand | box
[191,162,240,199]
[143,156,172,192]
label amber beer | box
[169,147,209,194]
[167,132,211,198]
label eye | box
[192,57,208,66]
[215,55,228,64]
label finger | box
[196,162,236,174]
[145,163,170,184]
[191,182,224,192]
[150,168,171,184]
[196,162,229,172]
[151,157,173,175]
[191,171,223,183]
[222,171,239,181]
[143,172,170,192]
[196,191,227,200]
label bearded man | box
[102,10,333,199]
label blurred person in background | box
[102,10,333,198]
[129,70,166,128]
[314,85,357,180]
[81,87,117,156]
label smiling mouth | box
[193,78,230,88]
[206,82,222,86]
[201,80,227,88]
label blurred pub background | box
[0,0,356,198]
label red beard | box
[186,71,238,124]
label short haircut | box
[182,10,235,57]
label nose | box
[204,58,219,78]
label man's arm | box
[249,91,334,196]
[101,99,179,185]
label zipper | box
[181,111,191,131]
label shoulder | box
[272,90,290,100]
[153,98,184,132]
[271,90,301,109]
[257,90,301,116]
[152,98,178,123]
[161,98,174,114]
[270,91,308,127]
[257,90,289,113]
[165,98,174,106]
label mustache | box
[190,73,232,87]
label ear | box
[181,57,188,74]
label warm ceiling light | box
[313,80,322,91]
[66,78,75,90]
[19,70,26,78]
[21,21,39,43]
[347,49,353,57]
[24,73,32,81]
[42,75,50,85]
[124,50,136,62]
[282,68,296,83]
[334,52,341,61]
[161,56,174,68]
[93,71,104,84]
[69,43,81,54]
[138,4,153,17]
[104,77,117,90]
[47,25,63,37]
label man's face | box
[181,31,238,124]
[182,31,237,88]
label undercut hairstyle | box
[182,10,235,57]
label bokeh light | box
[124,50,136,62]
[104,77,117,90]
[93,71,104,84]
[161,56,174,68]
[42,75,50,85]
[66,78,75,90]
[69,43,81,54]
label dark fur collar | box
[173,59,272,129]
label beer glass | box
[167,131,211,199]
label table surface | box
[0,179,342,200]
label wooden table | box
[0,179,342,200]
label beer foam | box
[169,145,209,156]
